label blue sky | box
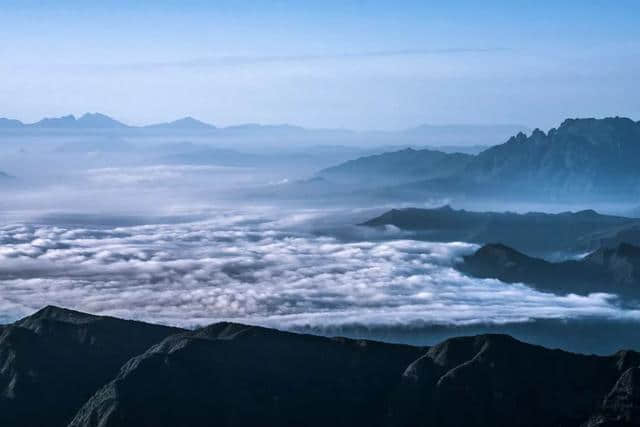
[1,1,638,129]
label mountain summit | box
[458,117,640,198]
[30,113,128,129]
[145,116,216,130]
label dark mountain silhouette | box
[318,148,473,186]
[585,366,640,426]
[144,116,216,130]
[0,306,182,427]
[1,307,640,426]
[392,334,640,427]
[458,243,640,297]
[361,206,640,256]
[68,322,423,427]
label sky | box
[1,1,639,130]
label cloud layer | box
[1,209,638,328]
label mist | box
[2,126,640,356]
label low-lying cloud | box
[1,210,638,328]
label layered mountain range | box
[0,113,525,146]
[319,148,473,186]
[322,117,640,201]
[0,113,213,130]
[2,306,640,427]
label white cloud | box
[1,210,638,328]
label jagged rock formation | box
[357,117,640,201]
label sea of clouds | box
[1,207,637,329]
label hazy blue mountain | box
[30,114,78,128]
[390,117,640,201]
[30,113,128,129]
[144,116,216,130]
[318,148,473,186]
[459,243,640,297]
[362,206,640,257]
[0,118,24,128]
[460,117,640,196]
[430,144,490,155]
[0,113,523,149]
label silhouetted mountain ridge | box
[2,306,640,426]
[362,206,640,257]
[0,306,182,427]
[458,242,640,297]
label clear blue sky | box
[1,1,638,129]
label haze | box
[1,0,639,130]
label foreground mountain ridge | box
[1,306,640,426]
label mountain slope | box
[0,117,24,128]
[0,306,182,427]
[29,113,128,129]
[393,334,640,427]
[396,117,640,201]
[361,206,640,257]
[69,323,640,427]
[144,116,216,130]
[318,148,473,186]
[2,307,640,426]
[68,322,423,427]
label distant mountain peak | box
[76,112,128,128]
[29,113,127,129]
[145,116,216,129]
[18,305,102,325]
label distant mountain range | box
[141,116,216,130]
[0,112,526,146]
[361,205,640,257]
[319,148,473,186]
[2,306,640,427]
[457,117,640,198]
[459,242,640,298]
[0,113,213,130]
[323,117,640,201]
